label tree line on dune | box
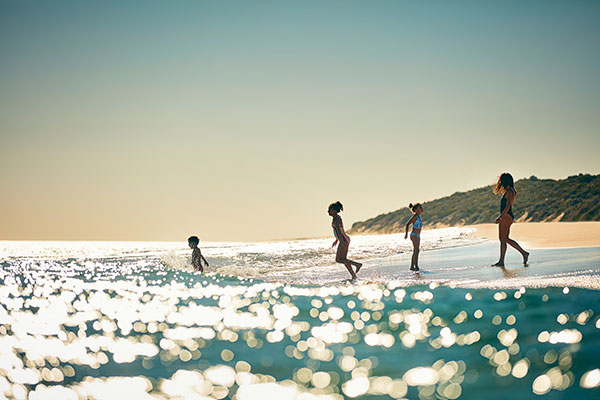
[350,174,600,234]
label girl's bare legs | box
[494,217,529,266]
[352,259,363,273]
[410,234,420,271]
[339,242,362,273]
[336,243,358,279]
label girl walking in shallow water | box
[328,201,362,280]
[405,203,423,271]
[493,173,529,266]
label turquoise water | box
[1,235,599,399]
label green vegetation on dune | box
[350,174,600,234]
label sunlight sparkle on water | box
[1,239,599,399]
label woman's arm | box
[405,215,416,239]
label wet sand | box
[287,241,600,289]
[465,221,600,249]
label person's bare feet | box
[523,252,529,265]
[355,263,363,273]
[492,262,504,267]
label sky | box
[1,0,599,242]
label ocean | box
[1,227,599,399]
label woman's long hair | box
[494,173,515,194]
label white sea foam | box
[0,227,477,259]
[1,227,480,277]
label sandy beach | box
[466,221,600,248]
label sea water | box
[1,228,599,399]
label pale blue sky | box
[1,1,599,240]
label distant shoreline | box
[2,222,599,248]
[464,221,600,249]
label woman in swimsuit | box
[328,201,362,280]
[493,173,529,267]
[404,203,423,271]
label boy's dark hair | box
[188,236,199,245]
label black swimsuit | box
[500,192,514,219]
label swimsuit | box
[500,192,514,219]
[413,216,422,229]
[332,219,350,243]
[410,216,422,237]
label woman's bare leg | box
[494,218,529,265]
[493,218,511,266]
[506,237,529,264]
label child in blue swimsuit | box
[404,203,423,271]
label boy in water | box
[188,236,209,272]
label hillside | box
[350,174,600,234]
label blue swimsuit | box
[411,216,422,237]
